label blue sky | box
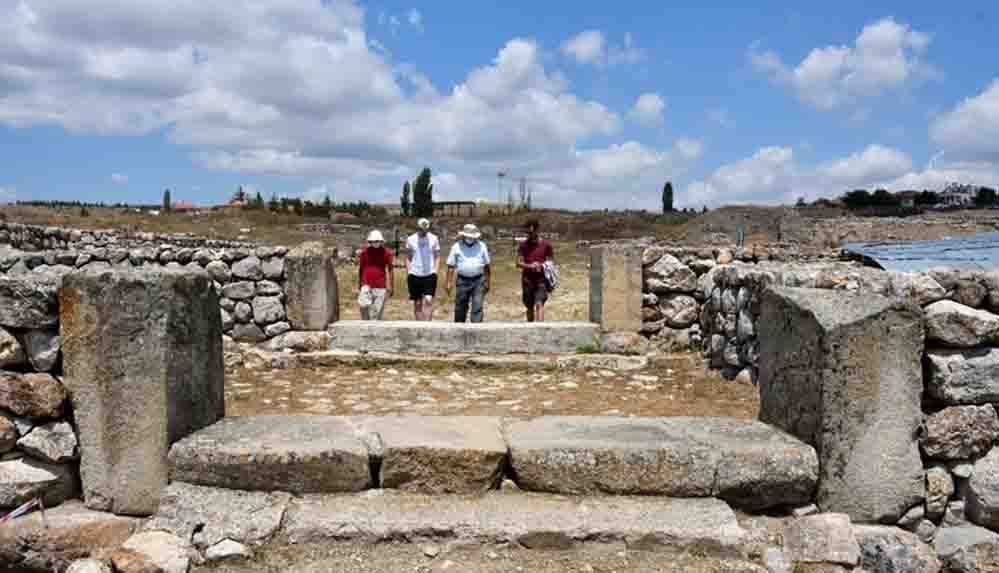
[1,1,997,210]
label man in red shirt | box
[357,229,394,320]
[517,219,554,322]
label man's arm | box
[445,265,455,294]
[484,264,491,292]
[357,252,365,291]
[387,264,394,297]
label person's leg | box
[371,288,387,320]
[523,283,535,322]
[360,305,371,320]
[534,283,548,322]
[535,302,545,322]
[454,279,470,323]
[470,277,485,323]
[422,295,434,321]
[413,298,422,320]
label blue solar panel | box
[843,232,999,272]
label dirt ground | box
[224,353,760,419]
[194,540,765,573]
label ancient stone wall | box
[0,222,293,341]
[0,274,80,512]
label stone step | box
[168,416,818,510]
[146,482,747,557]
[329,320,601,355]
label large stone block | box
[356,416,506,494]
[0,372,67,419]
[758,287,924,523]
[926,347,999,405]
[285,241,339,330]
[59,267,224,516]
[0,455,80,509]
[168,415,371,493]
[330,321,600,355]
[589,245,643,332]
[0,274,61,329]
[505,416,817,511]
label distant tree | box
[233,186,247,203]
[871,188,899,207]
[662,181,674,213]
[268,194,279,212]
[842,189,872,210]
[162,189,172,213]
[795,197,806,207]
[526,189,533,211]
[401,181,411,216]
[916,190,941,207]
[412,168,434,217]
[322,194,333,216]
[976,187,998,208]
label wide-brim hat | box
[367,230,385,242]
[458,224,481,239]
[417,218,431,230]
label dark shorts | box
[408,273,438,300]
[522,279,549,308]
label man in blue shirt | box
[444,224,491,323]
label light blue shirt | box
[447,240,490,277]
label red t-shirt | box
[519,239,552,284]
[359,247,393,288]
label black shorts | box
[408,273,438,300]
[522,280,549,307]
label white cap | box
[418,218,430,230]
[367,230,385,242]
[458,224,481,239]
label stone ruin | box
[4,223,999,571]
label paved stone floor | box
[224,353,759,419]
[194,540,765,573]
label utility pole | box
[497,171,506,215]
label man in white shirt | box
[405,218,441,321]
[445,224,491,323]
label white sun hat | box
[367,230,385,242]
[418,218,430,230]
[458,224,481,239]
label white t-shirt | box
[405,232,440,277]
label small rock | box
[422,544,441,558]
[924,300,999,347]
[921,405,999,460]
[0,326,27,368]
[934,524,999,573]
[232,256,263,281]
[16,420,79,463]
[0,372,67,419]
[234,302,252,323]
[926,465,955,521]
[945,501,967,526]
[912,519,936,543]
[119,531,192,573]
[854,525,940,573]
[784,513,860,567]
[66,559,113,573]
[792,504,819,518]
[205,539,251,561]
[19,329,60,372]
[898,505,924,528]
[264,322,291,338]
[0,417,17,453]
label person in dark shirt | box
[516,219,554,322]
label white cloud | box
[930,79,999,161]
[304,184,332,203]
[628,92,665,127]
[0,186,15,203]
[0,2,653,205]
[750,17,938,109]
[561,30,643,67]
[684,144,915,207]
[561,30,604,65]
[110,173,128,184]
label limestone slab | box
[355,416,506,494]
[853,525,939,573]
[0,274,61,329]
[0,455,79,508]
[758,287,924,523]
[590,245,643,332]
[924,300,999,347]
[330,320,600,355]
[59,267,224,516]
[143,482,291,549]
[281,490,746,556]
[285,241,339,330]
[505,416,817,511]
[168,415,372,493]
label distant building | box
[173,201,196,213]
[940,183,976,207]
[895,190,919,209]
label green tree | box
[268,194,279,212]
[234,185,247,203]
[661,181,674,213]
[401,181,411,216]
[162,189,172,213]
[251,191,265,209]
[976,187,998,208]
[842,189,872,210]
[412,168,434,217]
